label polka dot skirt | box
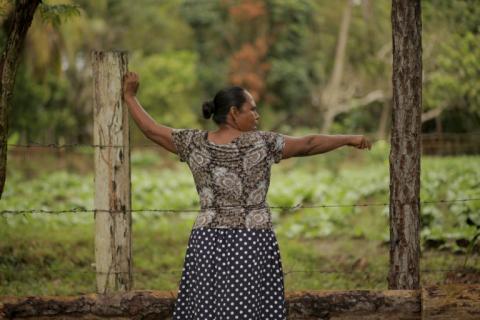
[172,228,287,319]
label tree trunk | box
[314,0,389,133]
[361,0,376,54]
[320,0,353,133]
[321,108,337,135]
[2,284,479,319]
[0,0,41,199]
[377,98,391,140]
[420,104,446,123]
[389,0,422,289]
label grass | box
[1,208,478,296]
[1,148,479,296]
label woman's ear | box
[229,106,240,124]
[230,105,238,117]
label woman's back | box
[171,128,284,230]
[122,75,370,320]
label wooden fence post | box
[91,50,132,294]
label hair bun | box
[202,100,215,119]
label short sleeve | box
[171,128,198,162]
[262,131,285,164]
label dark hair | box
[202,86,247,125]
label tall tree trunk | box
[320,0,353,133]
[434,115,443,156]
[0,0,41,199]
[377,98,391,140]
[388,0,422,290]
[313,0,387,133]
[361,0,375,52]
[435,115,443,134]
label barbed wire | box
[2,137,478,215]
[3,135,480,150]
[8,266,480,277]
[282,268,480,276]
[1,197,479,216]
[6,142,125,149]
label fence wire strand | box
[8,266,479,278]
[2,139,479,214]
[2,139,479,286]
[1,197,479,216]
[3,132,480,150]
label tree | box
[181,0,315,127]
[311,0,389,133]
[0,1,80,198]
[0,0,41,199]
[317,0,354,132]
[421,0,480,128]
[388,0,422,290]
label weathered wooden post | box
[91,50,132,293]
[389,1,422,289]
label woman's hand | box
[123,71,139,99]
[348,135,372,150]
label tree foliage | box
[1,0,478,144]
[423,0,480,121]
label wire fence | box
[4,133,480,150]
[2,196,479,279]
[3,139,479,214]
[15,266,479,278]
[1,196,479,216]
[1,138,479,286]
[3,136,480,167]
[2,136,478,219]
[2,198,479,279]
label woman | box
[123,71,371,319]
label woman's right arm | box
[123,72,177,154]
[282,134,371,159]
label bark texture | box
[2,285,478,319]
[92,51,132,294]
[0,0,41,199]
[0,287,423,319]
[389,0,422,290]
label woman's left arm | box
[282,133,372,159]
[123,72,176,153]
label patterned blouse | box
[171,128,285,230]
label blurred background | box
[0,0,479,296]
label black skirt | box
[172,228,287,319]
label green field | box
[1,143,479,296]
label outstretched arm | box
[122,71,177,154]
[282,133,372,160]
